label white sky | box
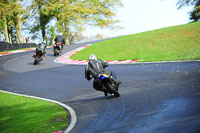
[82,0,193,37]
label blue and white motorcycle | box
[98,72,120,97]
[86,58,120,97]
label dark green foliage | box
[177,0,200,22]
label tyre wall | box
[0,42,36,52]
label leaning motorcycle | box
[98,72,120,97]
[32,49,44,65]
[53,43,62,56]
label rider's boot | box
[102,87,108,96]
[104,90,108,96]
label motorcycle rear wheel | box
[105,81,120,97]
[54,48,60,56]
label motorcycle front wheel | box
[33,55,40,65]
[34,59,38,65]
[105,81,120,97]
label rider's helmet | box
[40,40,46,50]
[88,54,97,61]
[42,40,46,44]
[59,32,63,36]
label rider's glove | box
[96,74,101,79]
[87,77,92,81]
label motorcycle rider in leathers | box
[35,40,47,57]
[54,33,66,52]
[85,54,121,96]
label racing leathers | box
[35,42,47,57]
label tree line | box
[0,0,122,44]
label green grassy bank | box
[0,91,68,133]
[71,21,200,62]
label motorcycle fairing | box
[99,74,109,81]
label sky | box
[82,0,193,38]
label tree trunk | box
[63,21,70,45]
[42,26,46,41]
[3,16,9,43]
[9,33,12,44]
[51,38,54,45]
[0,33,3,41]
[15,14,23,43]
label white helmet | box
[42,40,46,44]
[59,33,63,36]
[88,54,97,61]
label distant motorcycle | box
[98,71,120,97]
[53,43,62,56]
[32,42,46,65]
[32,49,44,65]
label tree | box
[0,0,123,44]
[62,0,122,41]
[0,0,12,43]
[177,0,200,22]
[0,0,25,43]
[190,1,200,21]
[47,26,56,45]
[29,0,54,42]
[68,32,84,44]
[13,0,26,43]
[29,0,123,43]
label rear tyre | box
[105,81,120,97]
[54,48,59,56]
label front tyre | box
[105,81,120,97]
[33,55,40,65]
[34,60,38,65]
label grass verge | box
[71,21,200,62]
[0,91,68,133]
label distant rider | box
[85,54,121,96]
[54,33,66,52]
[36,40,47,57]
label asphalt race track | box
[0,42,200,133]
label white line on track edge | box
[0,90,77,133]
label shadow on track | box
[66,95,117,104]
[46,54,55,57]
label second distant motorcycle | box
[53,33,66,56]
